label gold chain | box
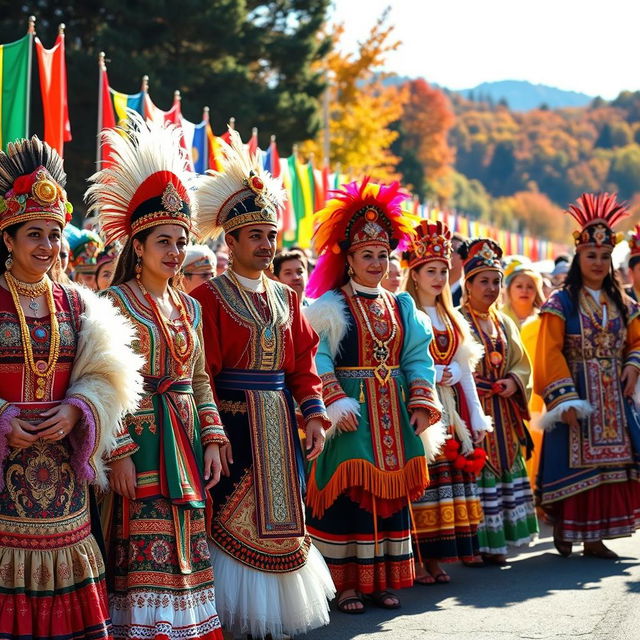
[5,272,60,399]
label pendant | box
[260,326,275,353]
[373,344,389,362]
[31,325,49,343]
[489,351,503,367]
[29,298,39,312]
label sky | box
[330,0,638,99]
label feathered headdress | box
[0,136,72,232]
[307,177,417,298]
[566,192,628,250]
[85,111,196,245]
[195,128,285,240]
[403,220,452,270]
[66,227,104,274]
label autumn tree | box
[391,78,455,202]
[300,10,406,181]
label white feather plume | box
[84,110,197,244]
[195,128,286,240]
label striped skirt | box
[477,452,539,555]
[412,453,483,562]
[307,493,414,594]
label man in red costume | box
[191,130,335,640]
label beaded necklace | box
[136,276,194,376]
[227,270,279,365]
[428,307,459,364]
[351,285,397,385]
[5,271,60,400]
[467,304,504,370]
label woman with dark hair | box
[95,243,120,291]
[304,179,443,613]
[459,239,538,565]
[0,137,142,639]
[86,113,228,639]
[535,193,640,558]
[404,221,492,581]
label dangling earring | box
[135,254,142,280]
[5,252,13,272]
[347,264,354,278]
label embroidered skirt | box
[0,440,112,640]
[412,453,483,562]
[307,492,414,593]
[107,495,223,640]
[476,453,538,555]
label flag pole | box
[25,16,36,138]
[96,51,105,169]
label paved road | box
[302,524,640,640]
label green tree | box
[608,144,640,199]
[0,1,330,205]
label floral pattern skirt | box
[107,495,223,640]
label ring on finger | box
[58,429,64,436]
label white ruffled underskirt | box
[209,542,335,639]
[110,589,223,639]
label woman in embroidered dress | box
[535,193,640,558]
[86,114,228,639]
[459,239,538,565]
[403,221,492,581]
[304,179,443,614]
[0,137,142,639]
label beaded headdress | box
[0,136,72,232]
[403,220,452,270]
[462,238,503,280]
[566,192,628,251]
[85,111,196,245]
[307,177,418,298]
[195,128,285,239]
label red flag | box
[35,33,71,155]
[98,63,117,167]
[248,127,258,157]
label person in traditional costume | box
[0,136,142,639]
[191,129,335,640]
[403,221,492,580]
[625,225,640,302]
[303,179,443,613]
[459,239,538,565]
[96,243,120,291]
[534,193,640,558]
[66,225,104,290]
[502,261,547,490]
[86,113,228,640]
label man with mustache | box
[191,131,335,640]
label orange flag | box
[35,33,71,155]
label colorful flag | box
[247,127,258,157]
[263,136,281,178]
[0,33,32,151]
[191,120,208,173]
[35,32,71,155]
[206,122,224,172]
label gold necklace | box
[6,272,48,313]
[227,270,278,361]
[5,272,60,399]
[351,286,397,385]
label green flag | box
[0,33,32,151]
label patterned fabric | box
[307,494,414,593]
[536,288,640,541]
[476,455,539,555]
[102,283,224,640]
[460,305,538,551]
[411,321,483,563]
[0,284,112,639]
[307,289,439,590]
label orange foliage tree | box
[299,11,406,181]
[392,78,455,202]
